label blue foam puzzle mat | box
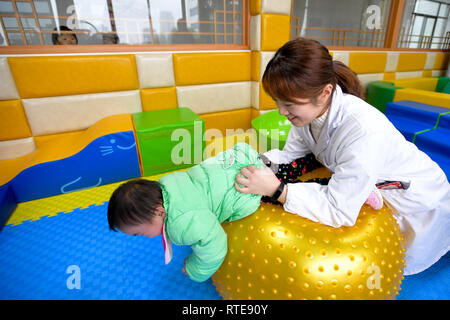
[397,252,450,300]
[0,203,221,300]
[0,202,448,300]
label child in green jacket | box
[107,142,264,282]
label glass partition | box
[0,0,247,46]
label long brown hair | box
[262,38,364,103]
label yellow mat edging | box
[6,170,187,227]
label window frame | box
[0,0,250,54]
[293,0,449,52]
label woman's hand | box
[235,164,281,197]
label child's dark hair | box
[262,38,364,102]
[107,179,163,232]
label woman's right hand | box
[235,164,281,197]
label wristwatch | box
[258,154,279,174]
[258,154,271,166]
[271,181,286,202]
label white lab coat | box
[264,85,450,275]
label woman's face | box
[276,84,333,127]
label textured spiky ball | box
[212,203,406,300]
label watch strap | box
[271,181,285,202]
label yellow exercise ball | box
[212,203,406,300]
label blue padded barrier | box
[10,131,141,203]
[415,113,450,179]
[385,100,448,142]
[0,183,17,232]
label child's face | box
[56,34,77,45]
[119,206,166,238]
[276,84,333,127]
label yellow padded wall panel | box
[250,0,262,15]
[349,52,387,74]
[173,52,251,86]
[383,72,396,81]
[251,51,261,81]
[394,77,438,92]
[259,82,277,110]
[433,52,449,70]
[199,108,252,136]
[8,55,139,99]
[396,53,427,72]
[0,100,32,141]
[34,130,84,149]
[422,70,433,77]
[251,107,260,121]
[140,87,178,112]
[260,14,290,51]
[394,89,450,109]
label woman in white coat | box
[235,38,449,276]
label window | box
[0,0,247,47]
[290,0,392,48]
[397,0,450,49]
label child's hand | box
[235,164,281,197]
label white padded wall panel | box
[424,53,437,70]
[385,52,400,72]
[135,53,175,88]
[357,73,384,90]
[261,0,291,15]
[22,90,142,136]
[177,82,252,114]
[0,137,35,160]
[260,51,276,80]
[250,15,261,51]
[0,57,20,100]
[395,71,423,79]
[332,51,350,66]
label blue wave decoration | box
[10,131,141,203]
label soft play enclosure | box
[0,0,449,299]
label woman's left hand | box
[235,164,281,197]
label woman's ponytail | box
[332,60,365,100]
[263,38,365,103]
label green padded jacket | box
[158,143,263,282]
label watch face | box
[258,154,272,166]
